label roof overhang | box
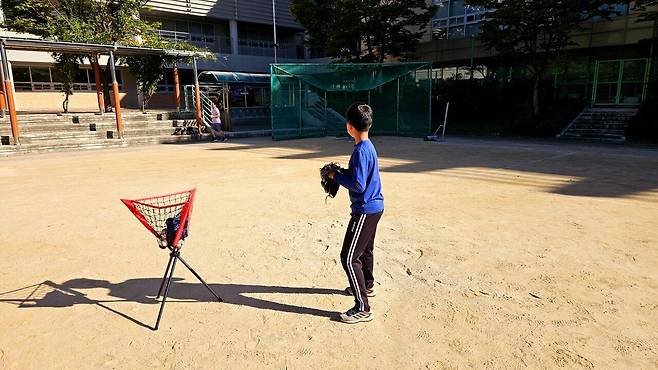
[0,36,209,58]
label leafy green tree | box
[634,0,658,22]
[1,0,199,112]
[291,0,436,62]
[465,0,614,116]
[52,54,85,112]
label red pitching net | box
[121,188,196,249]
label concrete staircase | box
[557,108,638,143]
[0,111,202,156]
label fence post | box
[108,50,123,139]
[91,56,104,114]
[298,80,302,136]
[324,90,328,135]
[193,57,203,136]
[0,41,19,144]
[0,42,7,118]
[173,63,181,112]
[428,65,433,134]
[396,77,400,135]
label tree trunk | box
[63,92,70,113]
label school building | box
[0,0,324,113]
[416,1,657,108]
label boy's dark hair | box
[345,103,373,132]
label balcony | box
[152,29,230,53]
[152,30,304,59]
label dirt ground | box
[0,136,657,369]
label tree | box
[291,0,436,62]
[124,31,198,112]
[465,0,614,116]
[52,54,85,112]
[1,0,198,112]
[634,0,658,22]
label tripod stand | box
[121,188,222,331]
[154,246,222,330]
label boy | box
[328,103,384,324]
[209,100,226,142]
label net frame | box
[270,62,433,140]
[121,188,196,250]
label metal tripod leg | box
[154,255,177,331]
[177,254,223,302]
[156,254,174,299]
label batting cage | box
[270,62,432,140]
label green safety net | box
[270,63,432,140]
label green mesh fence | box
[270,63,432,140]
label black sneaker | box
[345,286,376,297]
[339,308,373,324]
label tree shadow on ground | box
[206,136,658,199]
[0,279,344,329]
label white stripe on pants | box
[347,214,366,311]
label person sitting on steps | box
[209,99,227,142]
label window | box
[435,0,449,18]
[13,67,31,91]
[450,0,465,17]
[432,0,489,40]
[11,65,123,92]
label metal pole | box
[172,63,181,112]
[591,61,599,107]
[91,56,104,114]
[108,50,123,138]
[272,0,278,63]
[396,77,400,134]
[0,43,7,118]
[298,80,302,136]
[154,253,178,331]
[428,65,433,134]
[193,57,203,135]
[1,41,19,145]
[184,86,189,112]
[442,102,449,140]
[616,60,624,106]
[469,35,475,80]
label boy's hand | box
[320,162,343,199]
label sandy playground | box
[0,136,657,369]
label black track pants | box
[340,211,383,312]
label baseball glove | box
[320,162,343,200]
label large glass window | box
[11,65,122,92]
[432,0,489,40]
[450,0,465,17]
[30,67,50,82]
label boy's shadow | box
[0,278,344,329]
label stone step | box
[570,123,626,129]
[115,127,181,138]
[569,127,626,133]
[577,119,633,123]
[560,132,625,140]
[0,134,199,156]
[0,111,190,125]
[1,120,178,134]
